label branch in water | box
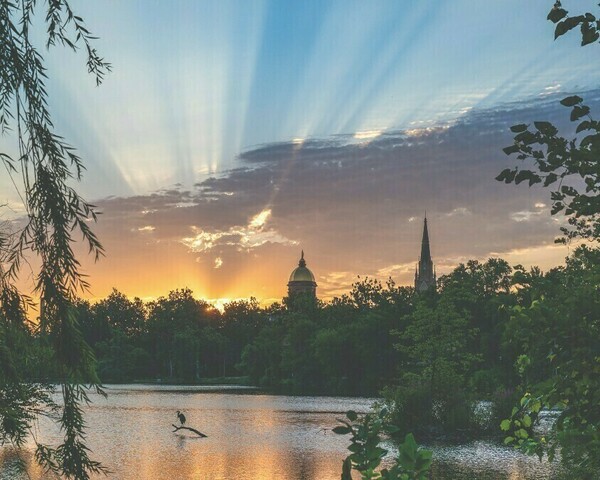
[171,424,208,438]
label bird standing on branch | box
[176,410,186,426]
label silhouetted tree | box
[1,1,110,477]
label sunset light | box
[2,2,599,478]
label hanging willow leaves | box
[1,0,110,478]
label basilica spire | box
[420,216,431,264]
[415,216,436,292]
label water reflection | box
[0,385,561,479]
[427,440,560,480]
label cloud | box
[180,208,296,254]
[249,209,271,229]
[445,207,471,217]
[510,210,543,222]
[377,262,416,278]
[71,89,599,301]
[354,129,383,140]
[181,228,226,253]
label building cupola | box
[287,250,317,299]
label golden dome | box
[288,251,316,284]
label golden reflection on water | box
[0,387,560,480]
[100,439,341,479]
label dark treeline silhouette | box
[16,246,595,413]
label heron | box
[176,410,186,426]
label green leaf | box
[386,424,400,434]
[547,7,567,23]
[543,173,558,187]
[404,433,418,450]
[515,170,540,186]
[503,144,520,155]
[581,21,600,45]
[346,410,358,422]
[576,120,593,133]
[533,121,557,136]
[500,419,511,431]
[514,130,537,145]
[341,457,353,480]
[496,168,516,184]
[333,426,351,435]
[510,124,528,133]
[348,443,361,453]
[570,105,590,121]
[515,428,529,439]
[555,16,585,39]
[560,95,583,107]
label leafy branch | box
[548,1,600,46]
[1,0,110,477]
[497,95,599,243]
[334,410,432,480]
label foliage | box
[497,2,600,243]
[497,96,600,243]
[500,246,600,475]
[0,0,110,477]
[547,1,600,46]
[334,410,432,480]
[495,3,600,477]
[62,260,523,404]
[389,279,483,436]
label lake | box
[0,385,560,479]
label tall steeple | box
[415,216,436,292]
[420,216,431,264]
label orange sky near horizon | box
[4,1,596,312]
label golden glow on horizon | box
[404,124,451,137]
[68,241,572,310]
[353,129,382,140]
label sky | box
[3,0,599,306]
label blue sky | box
[5,0,599,303]
[37,0,599,197]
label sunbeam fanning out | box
[16,0,595,202]
[3,3,599,479]
[7,0,596,305]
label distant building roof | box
[288,250,316,283]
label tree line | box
[10,247,596,440]
[2,1,599,478]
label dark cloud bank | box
[86,89,600,298]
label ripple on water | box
[430,440,561,480]
[0,385,563,480]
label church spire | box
[420,216,431,263]
[415,215,436,292]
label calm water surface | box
[0,385,560,479]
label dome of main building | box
[287,251,317,300]
[289,265,316,283]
